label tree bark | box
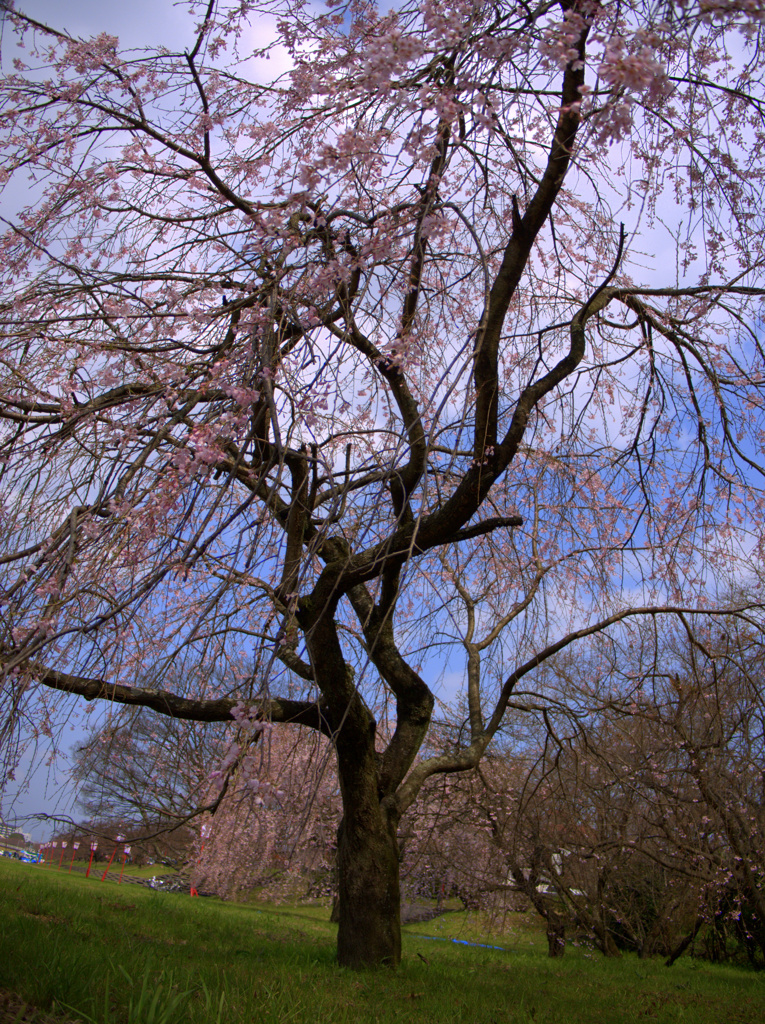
[546,911,566,957]
[665,916,704,967]
[301,604,404,968]
[335,807,402,968]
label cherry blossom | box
[1,0,765,968]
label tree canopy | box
[1,0,765,966]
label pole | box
[118,846,131,884]
[100,845,118,881]
[85,841,98,878]
[190,823,210,897]
[58,842,67,869]
[101,835,124,881]
[68,842,80,873]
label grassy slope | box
[1,859,763,1024]
[36,862,179,880]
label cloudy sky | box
[7,0,196,50]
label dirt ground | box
[0,989,83,1024]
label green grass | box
[1,859,764,1024]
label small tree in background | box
[73,709,226,865]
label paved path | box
[36,863,183,889]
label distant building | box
[0,819,35,854]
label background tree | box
[72,708,227,866]
[2,0,765,967]
[620,616,765,966]
[462,619,765,964]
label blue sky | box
[0,1,200,838]
[3,0,763,840]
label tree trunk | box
[665,916,704,967]
[594,922,622,958]
[302,608,408,968]
[330,684,402,968]
[330,895,340,923]
[546,912,566,957]
[335,807,401,968]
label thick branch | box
[453,515,523,542]
[346,583,434,798]
[11,659,331,734]
[472,17,590,461]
